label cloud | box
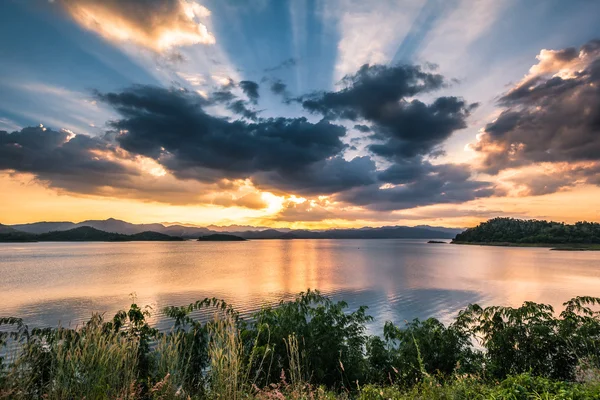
[0,125,132,193]
[255,156,377,196]
[239,80,259,103]
[227,100,258,120]
[211,191,268,209]
[338,162,496,211]
[270,80,288,95]
[471,39,600,190]
[57,0,215,52]
[95,85,378,196]
[300,64,477,159]
[0,125,269,209]
[271,199,335,222]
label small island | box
[427,240,447,244]
[197,233,247,241]
[452,218,600,250]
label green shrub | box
[1,292,600,399]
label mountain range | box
[6,218,464,239]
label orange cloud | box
[58,0,215,52]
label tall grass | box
[1,314,139,399]
[207,314,244,399]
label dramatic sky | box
[1,0,600,228]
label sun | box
[260,192,285,214]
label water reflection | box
[1,240,599,332]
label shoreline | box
[452,241,600,251]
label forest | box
[453,218,600,246]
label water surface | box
[1,239,599,332]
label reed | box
[1,314,139,399]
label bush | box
[1,292,600,399]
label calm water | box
[1,239,599,332]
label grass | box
[2,292,600,399]
[1,314,139,399]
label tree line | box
[453,217,600,244]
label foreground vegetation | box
[453,218,600,249]
[2,291,600,399]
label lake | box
[1,239,599,332]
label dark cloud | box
[255,156,377,196]
[367,97,477,159]
[0,126,134,193]
[299,64,476,159]
[339,163,496,211]
[301,64,444,116]
[191,81,259,120]
[473,39,600,180]
[209,90,236,103]
[287,63,491,209]
[239,80,259,103]
[270,80,288,95]
[227,100,258,120]
[95,85,379,195]
[0,126,272,208]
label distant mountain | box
[0,226,185,242]
[7,219,459,239]
[71,218,166,235]
[198,234,246,242]
[235,229,288,239]
[9,219,210,238]
[11,221,76,234]
[275,226,455,239]
[206,224,293,233]
[159,225,213,237]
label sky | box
[1,0,600,228]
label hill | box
[0,227,185,242]
[197,234,246,241]
[452,218,600,246]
